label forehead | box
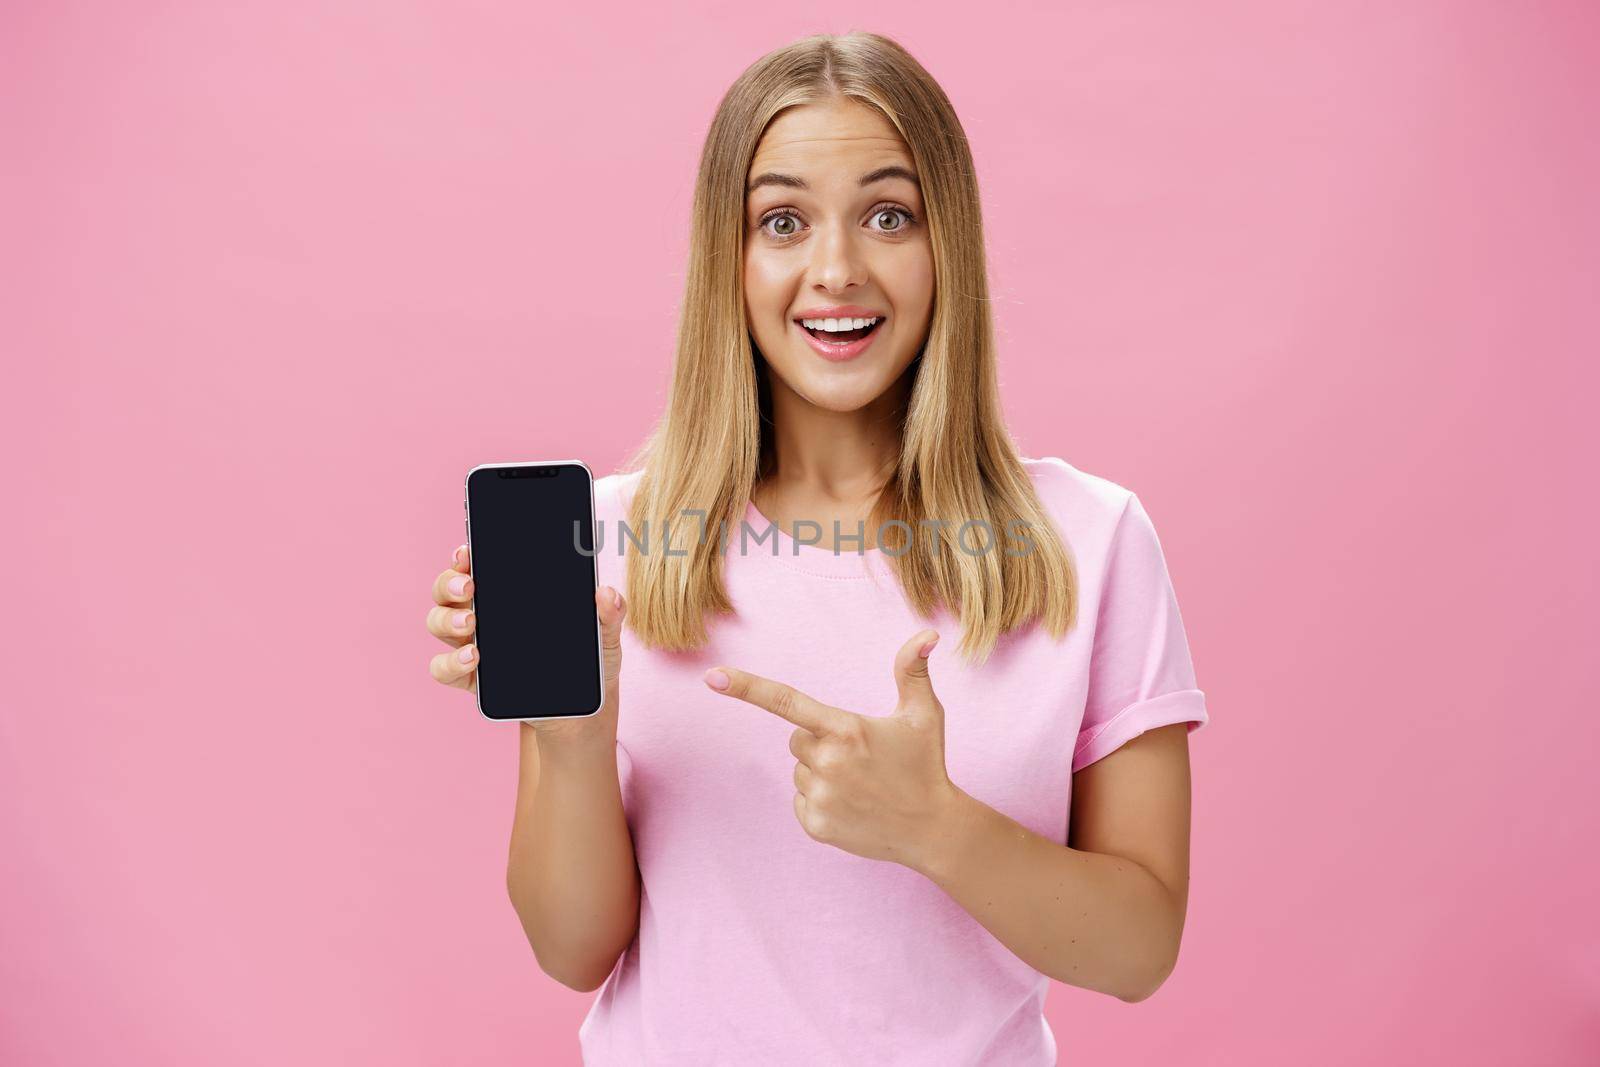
[749,100,912,174]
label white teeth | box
[800,316,880,332]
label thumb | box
[596,585,627,692]
[893,628,942,715]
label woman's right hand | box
[427,543,626,743]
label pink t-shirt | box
[576,455,1208,1065]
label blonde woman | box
[428,31,1209,1065]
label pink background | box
[7,2,1597,1064]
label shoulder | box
[1018,454,1138,547]
[588,468,645,584]
[592,466,646,523]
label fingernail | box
[452,610,470,630]
[454,545,466,562]
[449,575,467,596]
[703,668,730,691]
[918,633,940,658]
[458,645,475,664]
[612,588,623,610]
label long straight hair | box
[621,30,1078,664]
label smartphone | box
[463,459,604,722]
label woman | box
[427,31,1208,1065]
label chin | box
[794,374,898,413]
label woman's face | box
[743,98,935,414]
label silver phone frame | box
[463,458,605,723]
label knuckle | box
[427,606,452,638]
[771,685,798,720]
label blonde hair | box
[621,30,1077,664]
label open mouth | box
[798,319,884,345]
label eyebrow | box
[746,165,921,194]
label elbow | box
[1116,977,1163,1004]
[541,955,615,994]
[1115,967,1170,1004]
[505,874,623,994]
[1115,941,1182,1004]
[513,911,618,993]
[1116,879,1187,1003]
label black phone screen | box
[464,461,603,721]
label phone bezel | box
[463,458,605,723]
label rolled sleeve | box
[1073,493,1209,773]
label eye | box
[869,205,916,233]
[754,202,918,242]
[758,209,803,240]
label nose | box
[807,219,868,292]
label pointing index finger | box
[705,667,849,735]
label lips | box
[801,320,879,344]
[794,317,885,362]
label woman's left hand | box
[702,629,962,870]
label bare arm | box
[912,722,1195,1002]
[702,631,1198,1003]
[428,544,641,992]
[505,723,641,992]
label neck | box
[752,365,911,548]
